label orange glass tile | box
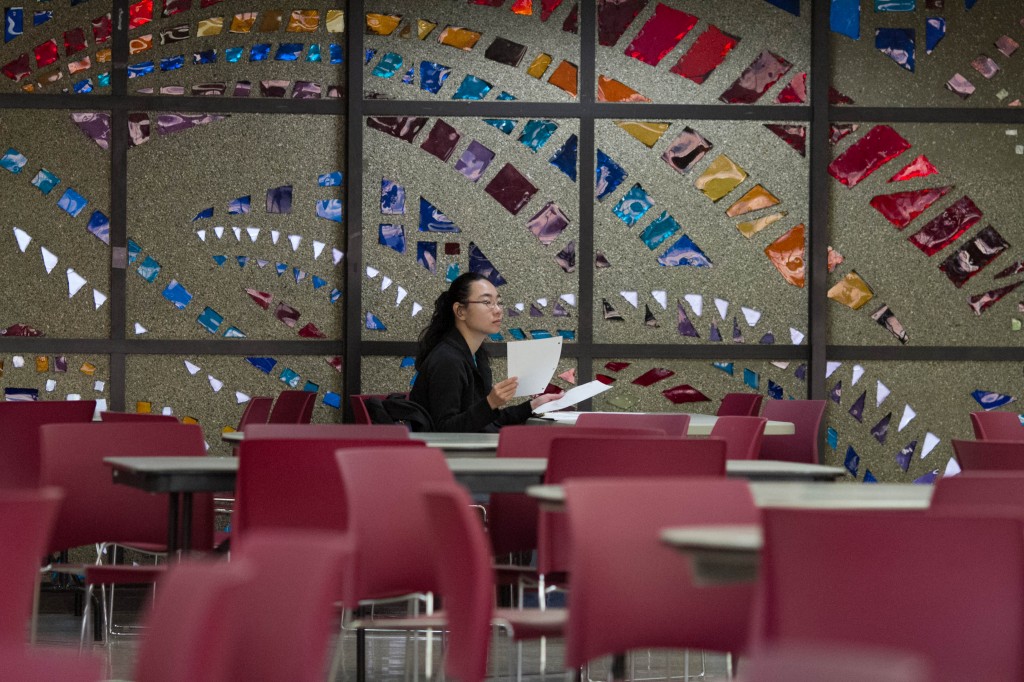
[365,13,401,35]
[229,12,257,33]
[181,416,199,425]
[96,48,112,63]
[417,18,436,39]
[736,211,787,238]
[597,75,650,102]
[694,154,747,202]
[80,362,97,376]
[197,17,223,35]
[828,271,874,310]
[38,69,62,85]
[764,223,806,288]
[257,11,283,32]
[548,60,577,97]
[512,0,533,15]
[35,356,49,372]
[326,9,345,33]
[287,9,319,32]
[725,184,780,218]
[68,57,91,74]
[222,425,237,433]
[135,401,152,413]
[614,121,671,148]
[399,23,411,38]
[827,246,844,272]
[21,83,35,92]
[129,34,152,54]
[438,25,481,50]
[527,52,552,78]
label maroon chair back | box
[760,509,1024,682]
[0,644,103,681]
[952,439,1024,472]
[237,397,273,431]
[539,436,726,575]
[716,393,763,417]
[575,412,690,437]
[564,479,758,668]
[740,644,932,682]
[349,394,390,425]
[969,411,1024,441]
[266,391,315,424]
[758,400,826,464]
[0,400,96,488]
[244,423,409,441]
[0,487,63,643]
[100,411,178,423]
[711,416,768,460]
[932,471,1024,513]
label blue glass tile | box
[318,171,343,187]
[509,328,527,340]
[302,381,319,393]
[306,43,321,62]
[128,61,155,78]
[374,52,404,77]
[451,75,492,100]
[876,27,915,71]
[276,262,287,276]
[279,368,301,387]
[445,262,460,283]
[596,149,627,201]
[531,330,554,339]
[222,326,246,338]
[830,0,860,39]
[73,78,93,93]
[324,392,342,409]
[556,330,576,340]
[971,390,1016,410]
[381,178,406,214]
[57,188,88,217]
[874,0,914,9]
[237,256,249,268]
[767,380,783,399]
[612,184,653,226]
[743,368,759,390]
[925,17,945,54]
[86,211,110,244]
[417,241,438,273]
[638,211,681,250]
[228,196,250,214]
[197,306,223,333]
[484,118,517,134]
[827,427,838,450]
[247,357,277,374]
[136,256,161,282]
[292,268,305,283]
[4,7,24,42]
[316,199,342,222]
[312,275,327,289]
[419,60,451,93]
[33,10,52,26]
[759,332,775,344]
[658,234,713,267]
[863,469,878,483]
[266,186,292,214]
[275,43,303,61]
[193,49,217,64]
[0,148,27,173]
[212,255,227,266]
[469,241,506,286]
[329,288,341,303]
[548,134,577,181]
[419,197,460,232]
[401,67,414,84]
[844,445,860,477]
[225,47,243,62]
[895,440,915,471]
[161,279,193,309]
[160,55,184,71]
[400,356,416,368]
[97,72,110,87]
[518,120,558,152]
[127,239,142,264]
[31,168,60,194]
[764,0,799,15]
[365,312,387,330]
[713,361,734,375]
[365,48,376,64]
[250,44,271,61]
[488,333,504,342]
[329,44,343,64]
[379,224,406,253]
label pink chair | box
[0,644,103,681]
[0,487,63,644]
[243,423,409,440]
[563,479,759,673]
[350,394,390,425]
[716,393,763,417]
[575,412,690,437]
[969,411,1024,441]
[757,400,826,464]
[420,483,566,682]
[711,416,768,460]
[738,644,931,682]
[951,439,1024,472]
[932,471,1024,512]
[266,390,316,424]
[99,411,178,423]
[0,400,96,488]
[236,397,273,431]
[759,509,1024,682]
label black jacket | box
[410,330,533,433]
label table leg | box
[166,494,180,556]
[181,492,193,553]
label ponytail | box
[415,272,488,368]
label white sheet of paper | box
[507,337,563,397]
[533,380,613,414]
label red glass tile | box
[561,3,578,33]
[64,28,88,57]
[326,356,344,372]
[484,164,538,215]
[471,0,505,4]
[604,361,630,372]
[275,302,301,327]
[444,242,461,255]
[827,125,911,188]
[129,0,153,28]
[624,3,698,66]
[596,374,616,385]
[719,51,792,104]
[200,0,225,6]
[367,116,429,143]
[994,260,1024,279]
[34,40,59,68]
[775,72,807,103]
[968,281,1022,316]
[938,225,1009,288]
[662,384,710,404]
[764,124,805,156]
[633,367,675,386]
[888,155,938,182]
[829,86,855,104]
[92,14,112,44]
[598,0,647,46]
[869,185,953,229]
[245,288,273,309]
[420,119,461,162]
[829,124,859,144]
[162,0,191,16]
[511,0,532,14]
[540,0,563,20]
[670,24,739,84]
[908,195,982,256]
[298,323,326,338]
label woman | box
[410,272,562,432]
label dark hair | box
[416,272,488,369]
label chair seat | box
[84,564,167,584]
[495,606,568,640]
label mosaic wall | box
[362,116,579,343]
[0,352,110,406]
[126,353,344,455]
[126,113,345,340]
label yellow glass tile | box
[399,22,412,38]
[764,223,806,288]
[365,13,401,36]
[80,362,97,376]
[548,60,578,97]
[129,34,152,54]
[437,25,481,50]
[597,75,650,103]
[181,416,199,425]
[287,9,319,32]
[135,401,152,413]
[527,53,553,78]
[326,9,345,33]
[257,11,283,32]
[416,18,436,40]
[725,184,780,218]
[736,211,787,238]
[222,425,237,433]
[96,48,112,63]
[229,12,257,33]
[511,0,532,15]
[21,83,35,93]
[828,271,875,310]
[68,57,92,74]
[614,121,671,148]
[695,154,748,202]
[36,356,49,372]
[197,17,223,35]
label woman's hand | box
[530,391,564,411]
[488,377,519,409]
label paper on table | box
[507,336,563,397]
[533,380,613,414]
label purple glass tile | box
[595,251,611,268]
[128,112,151,147]
[484,164,537,215]
[420,119,461,162]
[554,240,576,273]
[894,440,915,472]
[598,0,647,46]
[155,113,227,135]
[292,81,321,98]
[970,54,1000,79]
[968,281,1023,316]
[938,226,1009,288]
[530,304,543,317]
[233,81,251,96]
[71,112,111,149]
[623,3,698,66]
[830,380,842,404]
[454,140,495,182]
[266,185,293,214]
[644,305,658,327]
[764,124,806,156]
[732,317,743,343]
[657,234,712,267]
[871,304,909,344]
[760,332,775,344]
[908,195,982,256]
[366,116,429,143]
[526,202,570,245]
[719,51,792,104]
[945,73,975,99]
[677,302,699,337]
[871,412,892,444]
[660,126,713,175]
[709,322,722,341]
[468,241,506,286]
[827,125,911,188]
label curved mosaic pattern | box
[362,116,579,342]
[0,353,110,408]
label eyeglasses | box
[462,299,504,310]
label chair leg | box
[356,627,366,682]
[537,574,547,675]
[610,654,627,681]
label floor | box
[35,586,734,681]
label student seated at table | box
[410,273,561,433]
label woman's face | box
[456,279,503,335]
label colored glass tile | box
[381,178,406,214]
[938,226,1009,288]
[160,55,184,70]
[468,241,506,286]
[870,186,952,229]
[162,0,190,16]
[196,307,223,334]
[639,211,680,250]
[417,242,437,273]
[677,303,699,337]
[315,199,341,221]
[367,116,428,142]
[994,260,1024,279]
[971,390,1016,411]
[776,72,807,104]
[737,211,787,239]
[526,53,553,78]
[250,43,271,61]
[519,120,558,152]
[305,44,321,63]
[3,7,23,42]
[658,234,712,267]
[161,279,193,309]
[420,61,451,93]
[366,13,400,35]
[419,197,460,232]
[484,36,527,67]
[996,35,1019,58]
[661,126,713,174]
[970,54,1000,79]
[888,155,938,182]
[828,125,911,188]
[420,119,461,161]
[764,224,805,288]
[451,75,492,100]
[597,76,649,103]
[671,24,740,84]
[92,14,112,43]
[287,9,318,32]
[945,73,975,99]
[719,51,792,104]
[129,0,152,28]
[548,60,578,97]
[230,12,256,33]
[908,195,982,256]
[438,26,481,50]
[326,9,344,32]
[612,184,654,226]
[764,124,806,157]
[596,150,627,201]
[876,28,915,71]
[598,0,647,46]
[526,202,570,245]
[828,271,874,310]
[329,44,344,64]
[278,368,301,387]
[484,164,537,215]
[31,168,59,194]
[275,44,304,61]
[925,17,945,54]
[372,52,403,77]
[511,0,532,14]
[549,134,577,181]
[695,154,747,202]
[875,0,914,9]
[633,368,674,386]
[725,185,779,218]
[136,255,160,282]
[454,140,495,181]
[160,24,190,43]
[554,241,576,272]
[445,242,461,256]
[615,121,670,148]
[34,39,58,67]
[541,0,564,20]
[35,10,52,28]
[662,384,710,404]
[484,118,517,135]
[266,186,292,214]
[57,188,88,217]
[255,10,282,32]
[274,302,300,328]
[831,0,861,39]
[2,52,30,81]
[968,281,1022,315]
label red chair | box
[759,509,1024,682]
[575,412,691,437]
[711,416,768,460]
[563,479,758,674]
[0,400,96,488]
[0,487,62,644]
[951,439,1024,472]
[420,483,566,682]
[716,393,763,417]
[757,400,826,464]
[738,644,931,682]
[99,411,178,423]
[969,411,1024,441]
[0,644,103,681]
[932,470,1024,512]
[350,394,390,425]
[266,390,315,424]
[243,423,409,441]
[236,397,273,431]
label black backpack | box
[364,393,435,432]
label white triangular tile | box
[246,227,260,242]
[851,364,865,386]
[921,432,940,458]
[789,328,805,345]
[714,298,729,320]
[536,298,548,307]
[13,227,31,252]
[271,230,280,244]
[366,266,379,278]
[411,302,423,316]
[898,404,916,431]
[41,247,58,274]
[560,294,576,307]
[381,276,393,291]
[876,381,890,407]
[235,391,250,404]
[184,360,201,375]
[134,323,148,335]
[313,240,326,260]
[652,290,667,310]
[67,269,87,298]
[196,229,207,242]
[620,291,638,308]
[214,226,224,239]
[943,456,961,477]
[232,226,242,241]
[208,375,224,392]
[684,294,703,316]
[288,235,302,251]
[333,249,344,265]
[396,286,408,306]
[826,361,842,378]
[93,289,107,310]
[741,307,761,327]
